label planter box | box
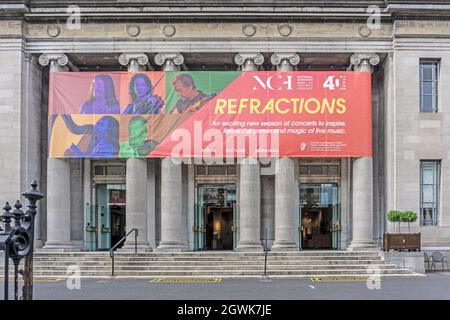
[383,233,421,252]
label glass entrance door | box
[193,203,205,251]
[299,183,340,250]
[195,185,237,250]
[331,203,342,250]
[85,184,126,251]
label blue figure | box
[61,115,120,157]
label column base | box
[34,239,44,249]
[235,241,264,252]
[347,241,380,251]
[271,241,299,251]
[40,241,83,252]
[157,241,189,252]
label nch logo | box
[252,75,293,91]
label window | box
[195,165,236,176]
[420,60,439,112]
[420,161,440,226]
[298,164,340,177]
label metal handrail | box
[110,228,138,276]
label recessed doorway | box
[299,183,341,250]
[194,185,237,251]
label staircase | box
[0,251,419,278]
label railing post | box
[22,181,44,300]
[14,261,19,300]
[110,228,139,277]
[111,252,115,276]
[134,229,138,254]
[4,246,9,300]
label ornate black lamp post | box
[0,181,44,300]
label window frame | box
[419,60,440,113]
[420,160,440,226]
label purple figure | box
[61,115,120,157]
[80,75,120,114]
[123,74,164,114]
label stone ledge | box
[381,251,425,274]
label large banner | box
[48,71,372,158]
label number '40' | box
[323,76,340,91]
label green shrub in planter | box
[401,211,418,232]
[387,210,402,233]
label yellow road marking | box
[150,278,222,283]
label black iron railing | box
[109,228,138,276]
[0,181,44,300]
[262,228,274,277]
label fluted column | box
[119,53,152,251]
[348,53,380,251]
[234,53,264,251]
[155,53,188,251]
[40,53,77,251]
[270,53,301,251]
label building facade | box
[1,0,450,252]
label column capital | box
[38,53,68,67]
[38,53,78,72]
[234,53,264,67]
[350,53,380,72]
[154,53,184,69]
[118,53,149,67]
[270,53,301,67]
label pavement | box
[1,272,450,300]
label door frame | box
[85,182,126,251]
[298,183,341,250]
[194,184,237,251]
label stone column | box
[39,54,77,251]
[154,53,188,251]
[270,53,301,251]
[118,53,152,251]
[43,158,73,251]
[234,53,264,251]
[22,54,43,247]
[147,159,157,248]
[348,53,380,251]
[260,175,275,249]
[123,158,150,250]
[157,158,188,251]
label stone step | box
[32,255,381,262]
[0,266,399,275]
[21,260,384,267]
[16,268,414,277]
[30,251,381,257]
[4,263,396,270]
[0,251,415,278]
[19,261,392,270]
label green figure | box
[119,116,158,157]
